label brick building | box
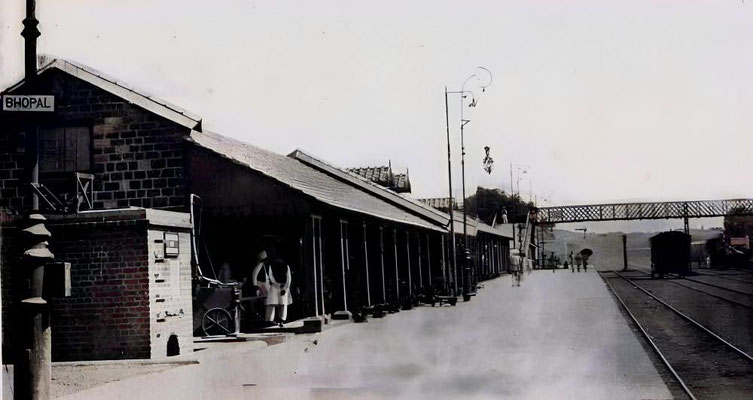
[2,56,512,362]
[292,152,512,294]
[46,209,193,361]
[185,131,448,321]
[1,57,199,361]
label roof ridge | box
[3,55,202,131]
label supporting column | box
[340,221,348,312]
[379,227,386,303]
[393,228,399,300]
[405,230,412,296]
[495,241,500,275]
[334,220,351,320]
[441,235,447,293]
[683,217,690,235]
[426,233,432,287]
[362,222,371,306]
[416,232,423,289]
[310,217,320,316]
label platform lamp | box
[445,67,492,300]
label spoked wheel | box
[202,307,233,336]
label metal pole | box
[510,163,515,256]
[459,92,470,297]
[444,88,458,296]
[460,95,468,247]
[516,174,520,251]
[622,234,628,272]
[23,0,40,81]
[18,1,53,399]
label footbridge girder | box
[536,199,753,225]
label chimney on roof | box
[22,0,40,80]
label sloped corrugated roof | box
[290,150,511,240]
[450,216,513,240]
[451,213,477,237]
[3,56,202,131]
[476,218,513,239]
[186,131,443,231]
[290,150,449,227]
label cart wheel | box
[202,307,233,336]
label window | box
[39,126,91,173]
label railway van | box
[650,231,691,278]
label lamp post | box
[445,67,492,299]
[443,87,458,296]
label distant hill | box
[542,229,722,270]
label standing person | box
[511,255,522,287]
[568,251,574,272]
[564,260,570,272]
[251,251,268,294]
[253,249,293,325]
[575,253,582,273]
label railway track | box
[626,269,753,309]
[680,276,753,298]
[695,269,753,284]
[600,270,753,399]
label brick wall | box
[0,220,20,363]
[48,219,151,361]
[0,129,25,210]
[147,228,193,358]
[0,68,190,213]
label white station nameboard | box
[3,95,55,112]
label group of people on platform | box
[231,246,591,325]
[563,251,588,272]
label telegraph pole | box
[15,1,54,399]
[444,87,457,296]
[510,163,515,260]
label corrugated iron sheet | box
[187,131,444,232]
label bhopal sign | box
[2,94,55,112]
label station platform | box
[57,269,673,399]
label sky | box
[1,0,751,232]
